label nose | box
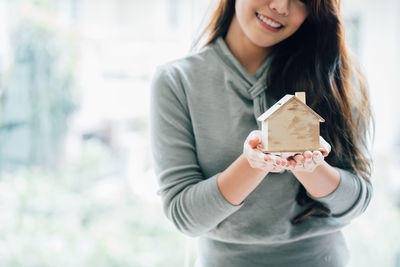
[269,0,289,16]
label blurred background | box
[0,0,399,266]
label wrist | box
[291,161,340,198]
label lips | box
[255,12,284,30]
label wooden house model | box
[257,92,325,153]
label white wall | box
[343,0,400,153]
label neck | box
[225,15,271,75]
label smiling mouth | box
[255,12,284,29]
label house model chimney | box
[295,92,306,104]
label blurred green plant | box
[0,12,80,171]
[0,139,191,267]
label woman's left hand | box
[284,136,331,172]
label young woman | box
[150,0,373,266]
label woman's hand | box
[243,130,288,173]
[286,136,331,172]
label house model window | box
[257,92,325,153]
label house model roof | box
[257,94,325,122]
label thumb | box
[248,138,261,149]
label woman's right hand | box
[243,130,287,173]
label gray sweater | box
[149,36,372,267]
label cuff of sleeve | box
[306,167,361,214]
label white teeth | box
[257,13,282,28]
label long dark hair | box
[194,0,374,223]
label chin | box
[250,37,280,48]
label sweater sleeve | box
[149,65,243,237]
[306,167,373,223]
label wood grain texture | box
[259,95,322,153]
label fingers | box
[264,154,273,163]
[249,149,326,173]
[294,154,305,163]
[312,151,324,164]
[280,152,297,159]
[248,137,260,149]
[291,154,304,170]
[260,150,325,173]
[264,154,284,166]
[303,151,314,170]
[262,154,286,173]
[319,136,331,157]
[270,163,286,173]
[244,136,264,169]
[247,149,279,171]
[289,159,297,168]
[285,159,297,170]
[244,131,260,153]
[244,131,287,173]
[292,150,325,172]
[262,155,276,170]
[245,132,329,173]
[246,130,263,149]
[303,150,313,159]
